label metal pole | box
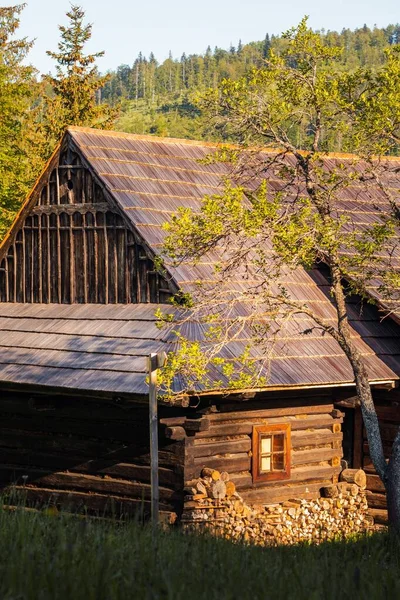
[148,352,167,529]
[148,353,159,527]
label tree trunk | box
[326,262,400,529]
[386,430,400,533]
[352,358,388,482]
[329,263,388,480]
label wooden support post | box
[148,352,167,530]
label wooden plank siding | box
[0,148,173,305]
[183,394,343,505]
[0,391,185,518]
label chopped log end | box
[165,426,186,441]
[200,467,214,478]
[225,481,236,497]
[196,481,207,495]
[322,485,339,498]
[337,482,358,496]
[211,470,221,481]
[183,462,371,546]
[340,468,367,489]
[159,512,178,526]
[220,471,230,482]
[182,486,370,545]
[212,480,227,500]
[192,493,207,501]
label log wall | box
[0,391,185,518]
[361,389,400,526]
[184,392,343,505]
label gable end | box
[0,133,175,304]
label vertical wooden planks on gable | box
[15,232,24,302]
[30,215,39,302]
[97,212,107,303]
[59,213,71,303]
[127,230,138,303]
[0,162,175,305]
[23,218,32,302]
[37,214,43,303]
[73,213,85,303]
[49,213,58,302]
[85,211,96,303]
[106,212,117,303]
[41,214,50,303]
[116,220,127,303]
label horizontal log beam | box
[366,490,387,509]
[366,474,385,493]
[291,430,343,449]
[238,479,334,504]
[369,508,388,525]
[6,486,174,515]
[0,467,179,502]
[31,204,109,215]
[206,403,334,422]
[194,438,251,458]
[195,415,342,439]
[291,447,343,467]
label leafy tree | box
[44,4,117,146]
[345,45,400,153]
[0,4,46,240]
[162,19,400,530]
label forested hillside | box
[0,4,399,239]
[103,24,400,140]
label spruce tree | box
[262,33,271,58]
[45,5,117,145]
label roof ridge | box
[67,126,224,149]
[68,126,400,162]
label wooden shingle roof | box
[0,127,399,400]
[0,298,399,399]
[68,128,400,300]
[0,304,175,400]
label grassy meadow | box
[0,504,398,600]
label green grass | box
[0,505,399,600]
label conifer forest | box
[0,3,399,238]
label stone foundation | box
[181,469,370,546]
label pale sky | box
[6,0,400,74]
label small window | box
[252,424,291,483]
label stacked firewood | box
[182,467,237,508]
[181,468,370,546]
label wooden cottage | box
[0,127,399,527]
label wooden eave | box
[167,378,398,404]
[0,370,396,409]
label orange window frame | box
[252,423,291,483]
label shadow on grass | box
[0,499,398,600]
